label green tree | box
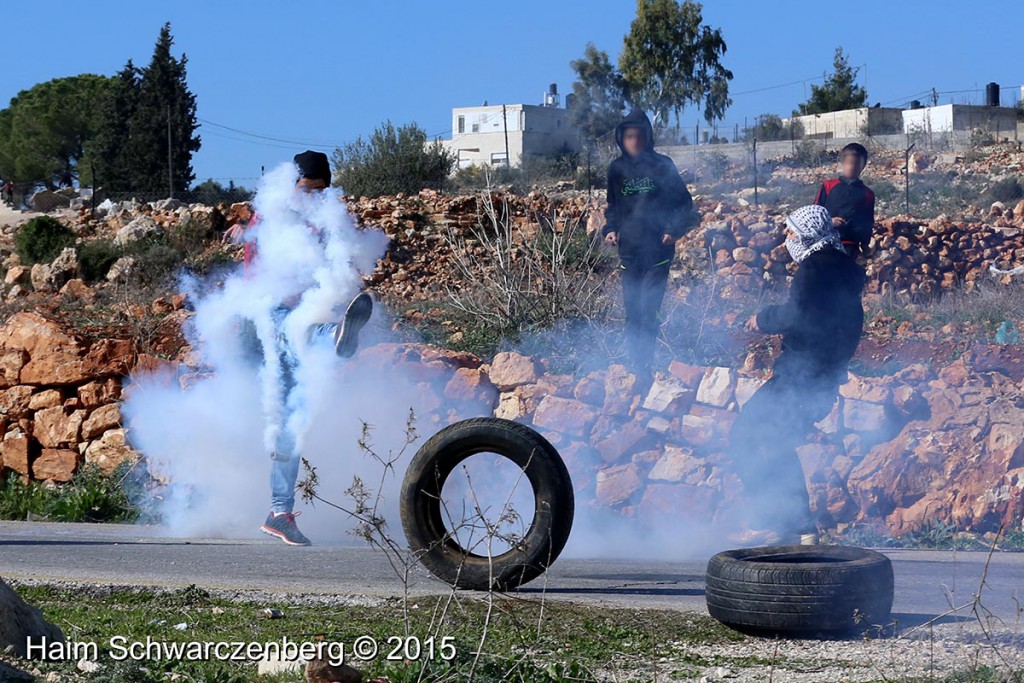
[567,44,627,146]
[619,0,733,128]
[91,61,142,191]
[126,22,201,194]
[0,75,114,187]
[798,47,867,115]
[332,121,454,198]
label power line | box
[198,117,344,148]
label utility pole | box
[502,104,510,168]
[166,105,173,199]
[752,138,759,207]
[905,140,915,214]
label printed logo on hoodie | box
[621,177,656,196]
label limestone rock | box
[696,367,735,407]
[0,578,64,657]
[596,463,641,506]
[533,396,599,437]
[84,428,137,474]
[33,449,79,482]
[488,352,538,390]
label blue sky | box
[2,1,1020,185]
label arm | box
[602,165,619,237]
[662,158,697,238]
[755,260,815,334]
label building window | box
[457,116,465,134]
[472,123,480,133]
[490,152,508,167]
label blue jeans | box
[247,307,337,514]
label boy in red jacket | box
[813,143,875,257]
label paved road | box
[1,521,1021,624]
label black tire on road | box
[706,545,894,635]
[400,418,574,591]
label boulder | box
[592,420,648,463]
[573,374,605,406]
[30,189,71,212]
[642,376,695,414]
[3,265,29,286]
[33,406,85,448]
[27,389,63,411]
[494,392,527,421]
[695,367,735,407]
[82,403,122,439]
[648,445,705,484]
[842,399,888,433]
[114,216,159,245]
[668,361,705,388]
[533,396,599,438]
[0,386,33,417]
[0,578,64,658]
[488,352,538,390]
[0,351,25,387]
[734,376,764,408]
[442,367,497,406]
[0,431,31,476]
[32,449,79,482]
[84,428,137,474]
[595,463,641,506]
[106,256,141,283]
[636,483,716,522]
[0,312,90,385]
[77,379,122,408]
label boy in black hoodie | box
[602,109,697,378]
[814,142,875,257]
[729,204,865,544]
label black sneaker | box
[333,291,373,358]
[260,511,311,546]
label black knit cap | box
[293,150,331,186]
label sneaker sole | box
[334,292,373,359]
[260,524,311,546]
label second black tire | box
[400,417,574,591]
[706,545,894,635]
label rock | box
[84,428,137,474]
[733,377,764,408]
[27,389,62,410]
[840,374,892,404]
[0,578,64,657]
[596,463,641,506]
[77,379,122,408]
[648,445,705,484]
[33,406,85,448]
[488,352,538,389]
[603,364,639,414]
[0,351,25,387]
[59,278,95,301]
[32,449,79,482]
[0,431,31,475]
[668,361,705,388]
[677,414,715,446]
[114,216,159,245]
[494,392,527,421]
[106,256,140,282]
[843,399,888,433]
[0,312,90,385]
[442,367,497,406]
[533,396,599,437]
[695,367,735,407]
[3,265,29,286]
[151,198,184,212]
[29,262,54,291]
[592,420,648,463]
[642,376,695,414]
[573,374,605,406]
[306,657,363,683]
[30,189,71,212]
[637,483,716,522]
[0,385,33,417]
[82,403,121,439]
[46,247,79,289]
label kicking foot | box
[334,291,373,358]
[260,511,311,546]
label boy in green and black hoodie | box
[603,109,698,379]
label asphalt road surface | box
[1,521,1021,624]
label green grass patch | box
[0,462,143,523]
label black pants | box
[620,257,670,373]
[727,373,838,536]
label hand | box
[604,232,619,246]
[661,233,678,246]
[832,217,846,227]
[744,314,760,333]
[223,223,245,243]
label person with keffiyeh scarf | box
[728,205,865,545]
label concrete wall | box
[787,107,904,139]
[442,104,578,168]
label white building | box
[902,104,1019,138]
[441,88,579,169]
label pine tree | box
[91,60,141,191]
[125,23,201,195]
[798,48,868,116]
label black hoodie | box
[603,110,697,265]
[756,247,866,384]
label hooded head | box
[615,109,655,158]
[785,205,844,263]
[293,150,332,191]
